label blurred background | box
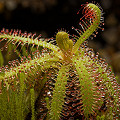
[0,0,120,81]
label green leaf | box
[30,88,35,120]
[73,3,102,53]
[49,65,69,120]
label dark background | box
[0,0,120,80]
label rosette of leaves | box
[0,3,120,120]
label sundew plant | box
[0,2,120,120]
